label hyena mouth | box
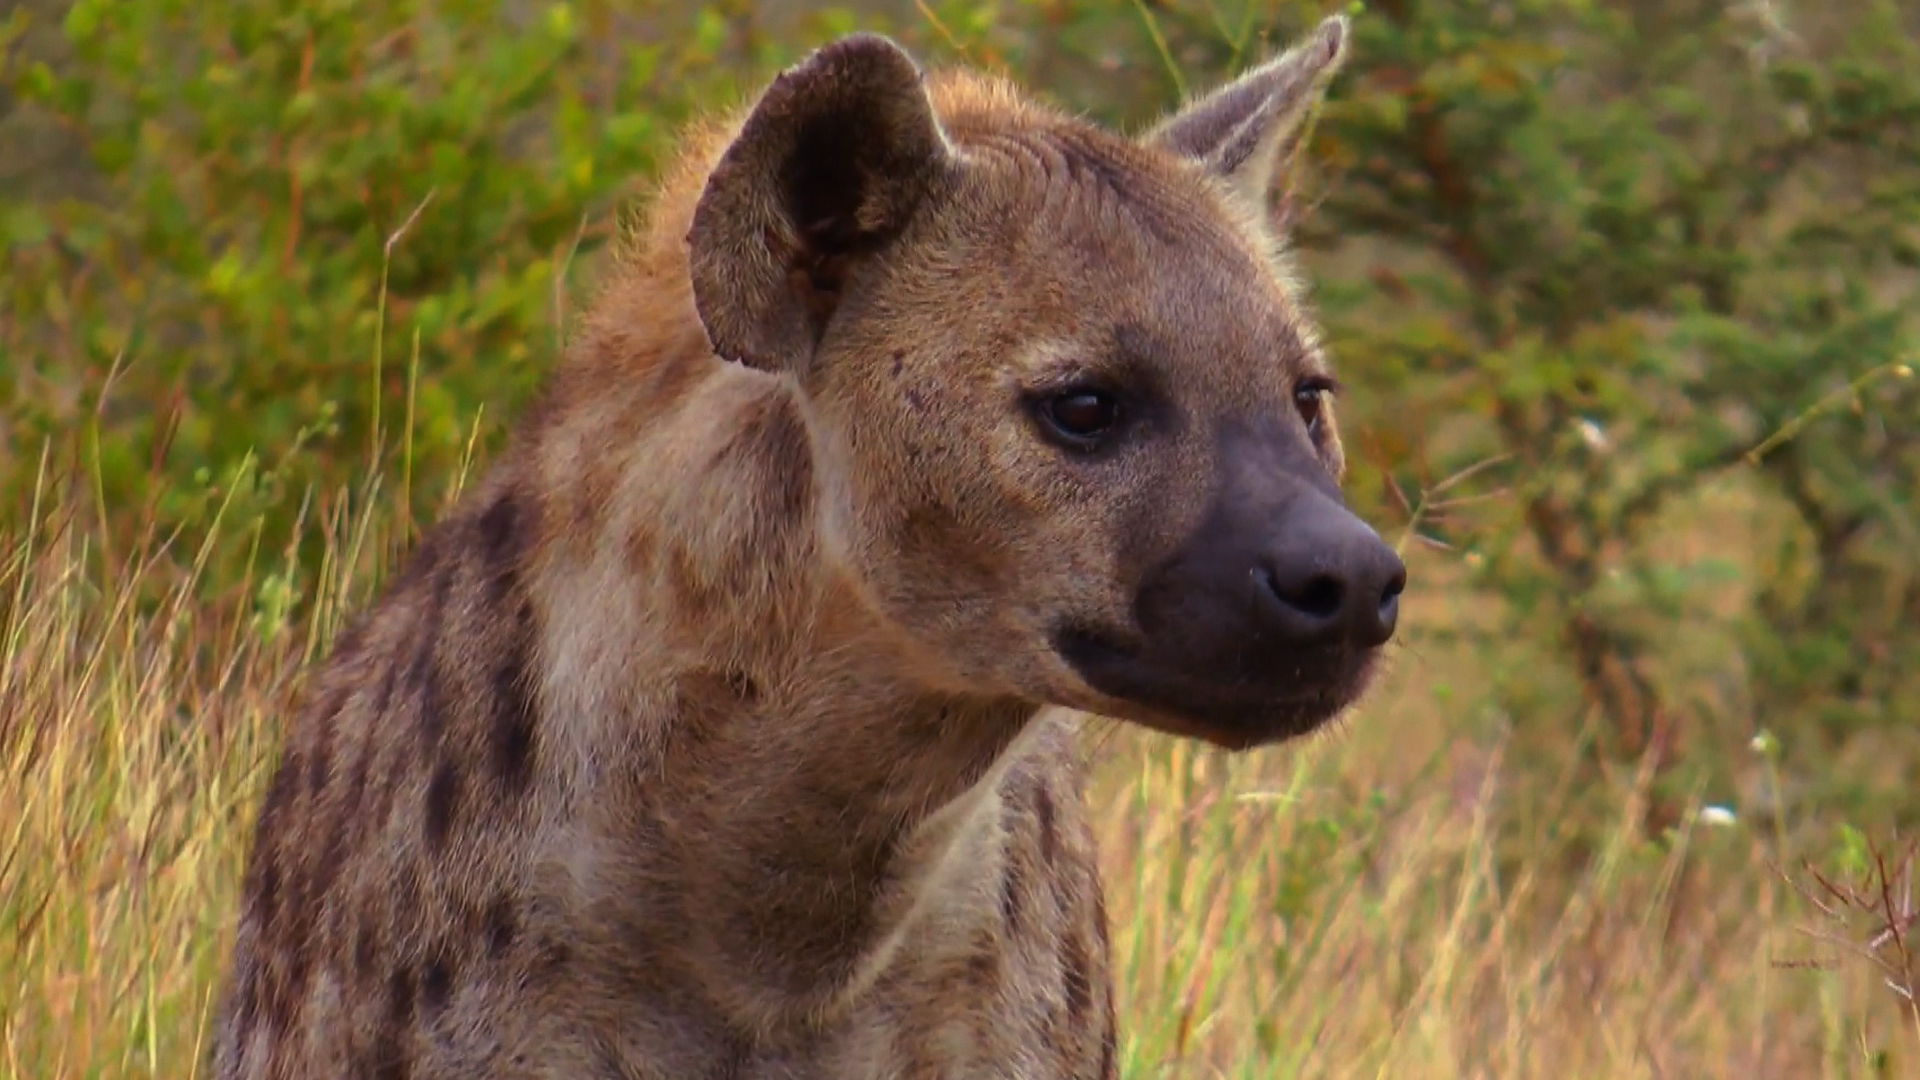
[1049,622,1376,748]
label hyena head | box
[686,16,1404,750]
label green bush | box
[5,0,1917,828]
[1,0,863,582]
[964,0,1920,827]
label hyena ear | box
[1145,14,1349,219]
[688,33,957,373]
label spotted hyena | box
[214,15,1404,1078]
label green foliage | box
[4,0,1917,829]
[5,1,1919,1072]
[1299,0,1920,816]
[1,0,839,579]
[965,0,1920,828]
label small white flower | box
[1699,805,1737,827]
[1576,417,1610,452]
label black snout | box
[1051,417,1412,747]
[1252,505,1405,649]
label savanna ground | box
[4,0,1919,1077]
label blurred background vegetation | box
[3,0,1918,1076]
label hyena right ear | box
[688,34,958,374]
[1145,15,1350,223]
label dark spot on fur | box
[424,756,461,850]
[1035,783,1058,864]
[369,1051,409,1080]
[512,586,536,636]
[593,1040,636,1079]
[669,671,742,745]
[281,853,315,922]
[489,681,537,793]
[404,541,457,747]
[390,875,424,942]
[354,918,381,983]
[531,934,573,980]
[257,753,300,835]
[476,489,520,560]
[475,488,535,603]
[998,796,1029,932]
[482,896,518,959]
[250,895,317,1033]
[1000,860,1024,932]
[489,603,539,794]
[1100,1004,1118,1078]
[724,669,760,703]
[307,686,348,796]
[899,503,1002,587]
[386,965,417,1024]
[346,742,373,827]
[899,702,950,748]
[965,929,1002,986]
[311,823,348,901]
[252,862,282,933]
[665,546,716,618]
[411,640,446,747]
[714,1035,758,1080]
[371,1005,412,1080]
[420,956,454,1019]
[890,349,905,377]
[751,818,903,984]
[1062,925,1093,1026]
[306,742,331,797]
[750,396,813,527]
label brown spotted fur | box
[215,17,1388,1079]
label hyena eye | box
[1038,388,1123,447]
[1293,376,1337,436]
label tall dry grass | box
[1,204,1914,1078]
[2,441,1915,1080]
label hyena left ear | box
[687,33,958,375]
[1145,14,1350,219]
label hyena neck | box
[535,385,1056,1027]
[600,589,1056,1028]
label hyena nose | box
[1253,499,1407,650]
